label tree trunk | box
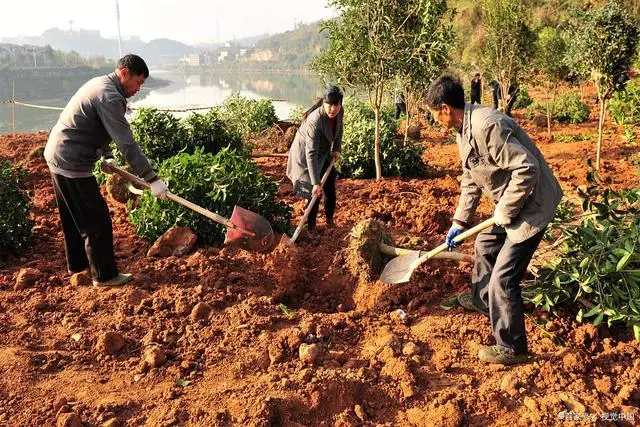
[374,106,382,180]
[595,98,606,171]
[546,98,552,138]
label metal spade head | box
[224,206,275,253]
[379,251,422,284]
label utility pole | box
[33,48,37,68]
[116,0,123,58]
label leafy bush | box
[219,92,278,138]
[511,86,533,110]
[338,97,427,179]
[130,107,189,162]
[608,79,640,125]
[182,108,243,154]
[526,90,589,124]
[525,172,640,339]
[0,161,33,256]
[128,148,291,244]
[288,105,305,123]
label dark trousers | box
[394,102,407,119]
[470,225,545,354]
[470,92,481,104]
[306,160,336,228]
[50,172,119,282]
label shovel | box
[380,217,496,284]
[107,164,275,252]
[287,158,336,244]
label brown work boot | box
[93,273,133,287]
[478,345,532,365]
[457,292,489,317]
[325,218,335,228]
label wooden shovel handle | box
[289,158,336,243]
[107,164,254,237]
[421,217,496,262]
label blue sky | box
[1,0,337,44]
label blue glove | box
[445,225,465,251]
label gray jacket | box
[44,72,156,181]
[286,105,343,199]
[454,104,563,243]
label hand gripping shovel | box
[108,164,274,252]
[380,217,496,284]
[286,158,336,244]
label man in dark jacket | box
[470,73,482,104]
[44,54,167,287]
[424,74,563,365]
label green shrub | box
[0,161,33,256]
[338,97,427,179]
[511,86,533,110]
[130,107,188,162]
[609,79,640,125]
[182,108,243,154]
[220,92,278,138]
[525,174,640,339]
[526,90,589,124]
[553,91,590,123]
[128,148,291,244]
[288,105,305,123]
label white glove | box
[150,179,169,200]
[494,210,512,227]
[101,158,117,174]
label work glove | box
[445,224,465,251]
[100,158,117,174]
[150,179,169,200]
[494,210,512,227]
[331,151,342,163]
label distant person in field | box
[286,86,343,233]
[394,90,407,119]
[44,54,168,287]
[488,80,501,110]
[505,82,520,117]
[470,73,482,105]
[424,74,563,365]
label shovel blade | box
[379,252,421,284]
[224,206,275,253]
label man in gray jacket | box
[44,54,168,287]
[424,74,562,365]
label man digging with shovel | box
[45,54,167,287]
[424,74,562,365]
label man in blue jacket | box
[45,54,167,287]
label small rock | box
[400,381,415,398]
[354,404,366,422]
[53,397,67,412]
[557,392,586,414]
[70,271,91,286]
[96,332,125,355]
[390,309,408,325]
[147,226,197,257]
[299,343,322,364]
[190,302,212,323]
[15,267,40,290]
[143,346,166,368]
[500,373,519,395]
[133,373,144,382]
[102,418,121,427]
[523,396,539,412]
[57,412,81,427]
[402,342,420,357]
